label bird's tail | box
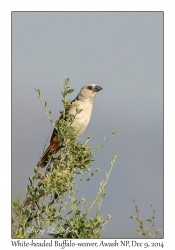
[36,145,51,168]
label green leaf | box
[24,210,30,217]
[76,109,83,114]
[95,168,100,173]
[107,214,112,220]
[147,231,151,236]
[82,198,86,205]
[157,228,163,233]
[52,154,58,158]
[22,213,27,220]
[65,77,70,83]
[26,185,30,192]
[34,88,40,96]
[67,89,74,94]
[146,219,152,223]
[84,160,91,165]
[66,211,72,215]
[16,233,25,238]
[95,222,101,228]
[135,227,140,232]
[112,130,116,136]
[65,134,76,139]
[31,194,39,202]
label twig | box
[29,177,40,210]
[14,202,25,237]
[87,152,117,213]
[26,161,61,224]
[34,165,51,191]
[35,89,55,128]
[133,200,146,238]
[12,215,20,223]
[26,189,68,224]
[151,204,158,238]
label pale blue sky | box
[12,12,163,238]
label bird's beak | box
[94,85,103,92]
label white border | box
[1,1,174,248]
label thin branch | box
[151,204,158,238]
[14,202,25,237]
[133,200,146,238]
[29,177,40,210]
[26,188,68,224]
[12,215,20,223]
[87,152,118,213]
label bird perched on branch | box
[36,84,103,168]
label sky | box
[12,11,163,238]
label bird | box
[36,84,103,168]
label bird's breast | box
[69,101,93,137]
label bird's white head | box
[78,84,103,101]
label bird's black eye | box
[87,85,93,90]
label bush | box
[12,78,117,238]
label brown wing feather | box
[37,99,76,168]
[36,145,51,168]
[36,135,59,168]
